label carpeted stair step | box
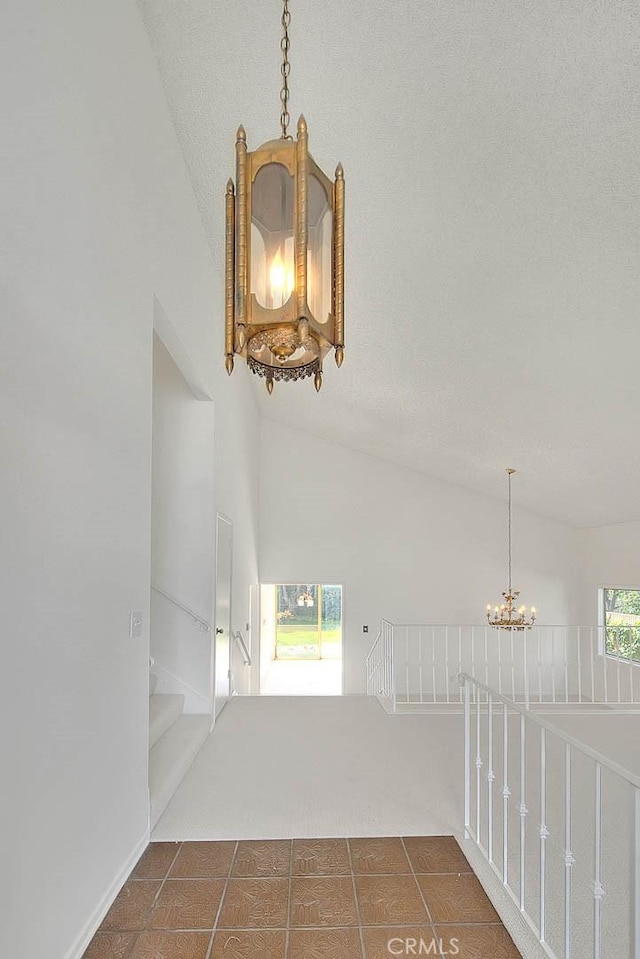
[149,693,184,749]
[149,714,210,829]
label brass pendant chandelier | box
[486,469,537,630]
[224,0,345,394]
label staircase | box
[148,690,210,829]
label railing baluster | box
[391,625,397,713]
[383,628,387,698]
[593,762,604,959]
[476,685,482,840]
[405,625,410,705]
[484,625,489,688]
[519,713,527,912]
[633,786,640,959]
[577,627,583,704]
[511,628,516,701]
[458,626,463,704]
[502,702,510,885]
[564,743,574,959]
[383,628,389,700]
[464,678,471,838]
[431,626,436,706]
[459,670,639,959]
[540,727,548,944]
[488,693,495,864]
[369,623,638,710]
[538,629,543,704]
[445,626,451,704]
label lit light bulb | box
[269,252,294,307]
[270,252,285,303]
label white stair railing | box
[151,584,211,631]
[151,584,213,713]
[233,629,252,666]
[459,672,640,959]
[365,622,640,712]
[365,621,395,709]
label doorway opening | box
[260,584,343,695]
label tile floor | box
[83,837,520,959]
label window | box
[601,587,640,663]
[274,584,342,661]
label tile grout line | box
[285,838,294,959]
[204,840,239,959]
[105,838,497,959]
[151,841,184,906]
[399,837,442,955]
[346,838,368,959]
[111,841,184,955]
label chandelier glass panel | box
[225,0,344,394]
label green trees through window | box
[275,584,342,660]
[603,588,640,663]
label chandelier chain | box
[507,470,512,595]
[280,0,292,139]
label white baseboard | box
[64,829,149,959]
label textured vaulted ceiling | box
[140,0,640,527]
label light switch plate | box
[129,611,143,638]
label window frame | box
[598,585,640,665]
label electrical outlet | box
[363,625,369,633]
[129,611,143,638]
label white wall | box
[578,521,640,624]
[1,2,258,957]
[151,335,215,712]
[259,421,580,693]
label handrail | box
[459,670,640,959]
[151,585,211,632]
[365,628,383,664]
[369,621,640,711]
[380,621,613,629]
[458,671,640,788]
[233,630,251,666]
